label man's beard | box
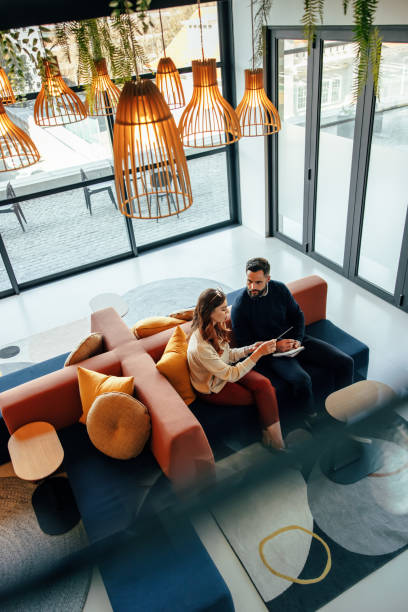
[247,286,267,299]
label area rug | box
[0,476,91,610]
[211,416,408,611]
[122,277,232,326]
[0,277,233,376]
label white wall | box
[232,0,408,236]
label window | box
[0,1,238,297]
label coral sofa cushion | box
[86,392,151,459]
[131,316,185,339]
[77,366,134,424]
[64,333,104,366]
[156,326,196,405]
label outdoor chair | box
[80,168,117,216]
[149,168,179,221]
[0,183,27,232]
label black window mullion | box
[347,69,376,281]
[303,36,322,253]
[218,0,240,224]
[395,207,408,312]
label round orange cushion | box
[87,392,151,460]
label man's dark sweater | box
[231,281,305,347]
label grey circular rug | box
[0,477,91,611]
[122,277,233,325]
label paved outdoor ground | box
[0,153,230,292]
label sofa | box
[0,274,369,611]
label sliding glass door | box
[268,26,408,312]
[314,40,356,266]
[357,42,408,295]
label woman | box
[187,288,285,451]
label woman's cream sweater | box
[187,329,255,394]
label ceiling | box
[1,0,215,30]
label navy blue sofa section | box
[0,361,235,612]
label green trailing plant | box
[0,27,40,96]
[253,0,273,65]
[254,0,381,101]
[347,0,382,99]
[301,0,324,53]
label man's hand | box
[276,339,296,352]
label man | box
[231,257,354,419]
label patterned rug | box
[0,475,91,610]
[212,413,408,611]
[0,276,233,376]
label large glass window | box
[357,42,408,294]
[132,152,230,247]
[1,182,131,283]
[277,39,308,244]
[314,41,356,266]
[0,1,237,296]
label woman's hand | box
[250,339,277,362]
[247,341,263,354]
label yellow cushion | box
[64,333,103,366]
[131,316,185,339]
[77,366,134,424]
[168,308,195,321]
[87,392,151,460]
[156,326,196,405]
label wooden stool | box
[326,380,396,424]
[322,380,396,483]
[8,421,64,481]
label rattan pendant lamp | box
[86,58,121,116]
[156,10,185,110]
[113,13,192,220]
[236,0,281,137]
[178,0,241,148]
[0,67,16,105]
[34,53,87,127]
[0,100,40,172]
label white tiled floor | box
[1,225,408,611]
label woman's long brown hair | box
[190,288,230,355]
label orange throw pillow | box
[77,366,134,424]
[156,326,196,405]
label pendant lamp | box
[113,79,192,219]
[178,0,241,148]
[0,67,16,105]
[34,58,87,127]
[86,58,121,116]
[156,10,185,110]
[0,100,40,172]
[236,0,281,137]
[236,68,281,136]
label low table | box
[89,292,129,317]
[8,421,64,481]
[321,380,396,483]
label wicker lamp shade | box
[113,79,193,219]
[0,100,40,172]
[236,68,281,137]
[34,59,87,127]
[86,58,121,116]
[0,68,16,105]
[179,58,241,148]
[156,57,185,110]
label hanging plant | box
[301,1,324,53]
[348,0,382,99]
[254,0,381,102]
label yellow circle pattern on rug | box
[87,392,151,460]
[259,525,332,584]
